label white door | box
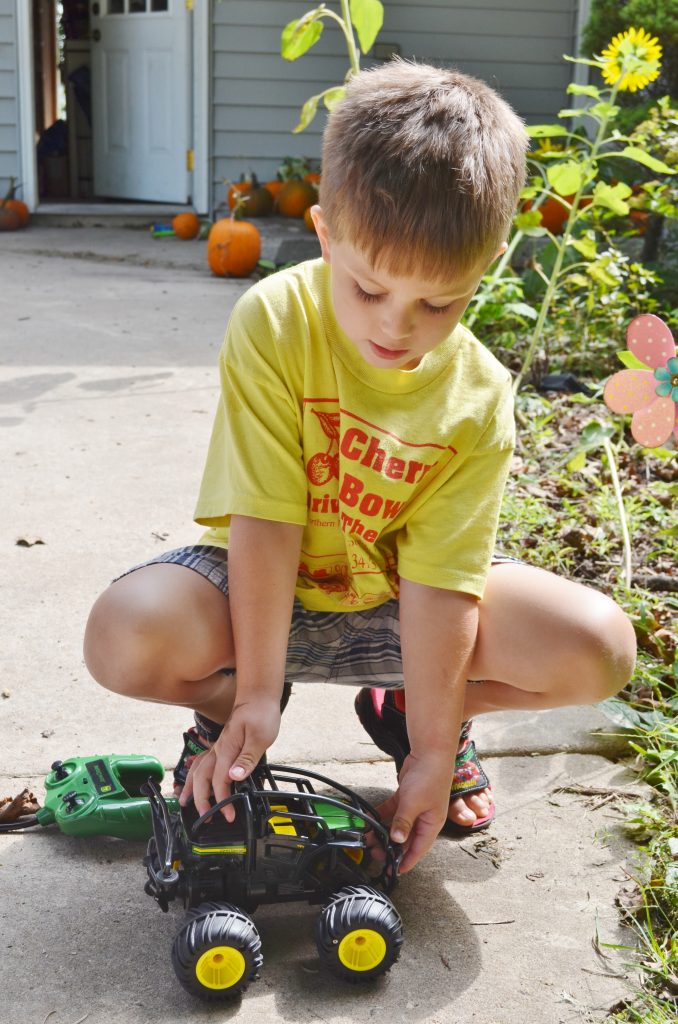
[91,0,190,202]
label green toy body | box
[38,754,179,840]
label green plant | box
[502,28,675,392]
[566,420,634,587]
[280,0,384,131]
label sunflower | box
[600,26,662,93]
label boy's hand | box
[376,750,454,873]
[180,696,282,821]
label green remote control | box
[36,754,180,840]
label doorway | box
[31,0,194,205]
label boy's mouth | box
[369,341,410,360]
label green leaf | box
[588,101,620,121]
[526,124,569,138]
[617,349,649,370]
[567,449,587,472]
[580,420,615,446]
[563,54,606,69]
[506,301,538,321]
[569,236,597,259]
[567,83,601,99]
[519,185,540,200]
[565,272,590,288]
[293,92,321,133]
[558,108,584,119]
[514,210,542,228]
[587,259,618,288]
[281,15,324,61]
[322,86,346,111]
[591,181,632,215]
[619,146,677,175]
[350,0,384,54]
[547,160,587,197]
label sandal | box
[354,687,494,835]
[173,680,294,794]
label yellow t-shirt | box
[195,259,515,611]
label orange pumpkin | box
[0,205,22,231]
[228,175,273,217]
[227,177,253,209]
[277,180,317,218]
[1,177,28,229]
[264,179,285,205]
[242,186,274,217]
[304,172,321,185]
[172,212,201,239]
[207,215,261,277]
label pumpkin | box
[1,177,29,229]
[0,205,22,231]
[276,180,317,218]
[207,213,261,277]
[227,174,273,217]
[172,212,201,239]
[523,193,592,234]
[304,172,321,185]
[264,179,285,206]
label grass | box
[494,375,677,1021]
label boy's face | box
[312,207,505,371]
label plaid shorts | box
[116,545,524,689]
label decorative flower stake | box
[604,314,678,448]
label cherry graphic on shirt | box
[306,409,341,485]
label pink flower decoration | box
[604,314,678,448]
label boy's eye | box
[423,301,453,316]
[353,282,384,304]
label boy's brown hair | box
[319,60,528,280]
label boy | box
[84,61,636,874]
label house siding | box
[211,0,579,210]
[0,0,19,193]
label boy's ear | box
[310,206,331,263]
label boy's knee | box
[83,578,171,697]
[581,595,637,702]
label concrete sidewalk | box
[1,224,642,1024]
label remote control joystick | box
[63,790,81,811]
[51,760,69,780]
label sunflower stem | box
[513,78,622,394]
[602,437,632,590]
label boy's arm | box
[186,515,303,818]
[378,578,479,872]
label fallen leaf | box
[0,789,40,821]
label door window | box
[107,1,169,13]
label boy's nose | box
[380,313,413,341]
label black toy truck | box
[142,762,404,1000]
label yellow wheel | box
[195,945,246,989]
[172,902,262,1001]
[338,928,387,971]
[316,885,403,982]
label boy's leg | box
[84,562,238,723]
[447,561,637,828]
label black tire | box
[315,885,403,982]
[172,901,262,1001]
